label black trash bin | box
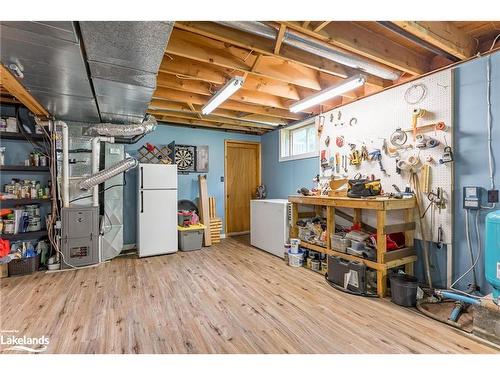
[390,273,418,307]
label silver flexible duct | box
[79,157,138,191]
[215,21,400,81]
[83,114,157,137]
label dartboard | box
[174,145,196,172]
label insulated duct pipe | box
[90,137,115,207]
[83,114,157,137]
[215,21,400,81]
[79,157,138,191]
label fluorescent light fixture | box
[202,76,245,115]
[289,74,366,113]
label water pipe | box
[436,290,481,305]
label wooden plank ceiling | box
[149,21,500,134]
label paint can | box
[290,238,301,254]
[288,249,304,267]
[3,219,15,234]
[311,259,320,272]
[28,216,41,232]
[321,260,328,275]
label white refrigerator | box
[137,163,178,257]
[250,199,290,258]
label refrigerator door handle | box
[140,166,144,189]
[141,191,144,213]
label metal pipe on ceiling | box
[215,21,401,81]
[376,21,460,62]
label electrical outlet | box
[488,189,499,203]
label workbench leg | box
[353,208,362,227]
[377,269,388,298]
[403,208,415,249]
[405,262,414,276]
[290,203,299,238]
[326,206,335,250]
[376,210,387,264]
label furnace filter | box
[485,210,500,300]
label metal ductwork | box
[0,22,101,121]
[215,21,400,81]
[78,22,173,124]
[1,22,173,123]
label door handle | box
[141,191,144,213]
[140,167,144,189]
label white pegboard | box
[318,70,454,244]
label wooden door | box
[225,140,261,236]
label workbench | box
[288,195,417,297]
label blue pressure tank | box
[485,210,500,300]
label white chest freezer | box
[250,199,290,259]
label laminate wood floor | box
[0,237,497,354]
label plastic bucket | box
[290,238,301,254]
[390,273,418,307]
[288,249,304,267]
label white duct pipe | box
[215,21,400,81]
[57,121,70,208]
[79,157,138,191]
[91,138,100,207]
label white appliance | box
[250,199,290,258]
[137,163,178,257]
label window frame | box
[279,119,319,162]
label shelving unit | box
[0,198,51,207]
[0,131,46,141]
[288,195,417,298]
[0,165,50,172]
[0,230,48,241]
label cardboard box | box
[0,264,8,278]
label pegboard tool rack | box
[288,195,417,298]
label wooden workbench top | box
[288,195,416,210]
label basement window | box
[279,119,318,162]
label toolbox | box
[327,255,368,293]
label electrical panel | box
[463,186,481,210]
[61,207,99,268]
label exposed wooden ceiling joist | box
[151,90,304,121]
[0,64,49,117]
[274,24,287,54]
[392,21,477,60]
[155,114,267,134]
[282,21,429,75]
[148,109,275,130]
[313,21,331,33]
[149,100,290,126]
[174,22,350,80]
[166,28,326,91]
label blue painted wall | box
[123,124,259,245]
[452,52,500,293]
[261,129,318,198]
[261,52,500,293]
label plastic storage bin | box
[330,233,351,253]
[178,224,206,251]
[8,254,40,276]
[389,273,418,307]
